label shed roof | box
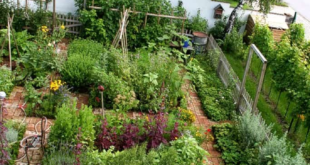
[250,13,289,30]
[214,4,224,10]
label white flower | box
[48,43,52,47]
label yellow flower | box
[298,114,305,121]
[60,24,65,30]
[145,116,149,122]
[50,80,64,91]
[175,137,178,140]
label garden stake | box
[7,14,12,71]
[100,91,104,116]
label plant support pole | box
[7,14,12,71]
[100,92,104,117]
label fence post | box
[236,48,253,111]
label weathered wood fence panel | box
[56,14,82,34]
[206,35,254,113]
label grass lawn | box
[211,0,250,9]
[225,52,310,156]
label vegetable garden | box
[0,0,309,165]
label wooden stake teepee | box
[112,7,130,56]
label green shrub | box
[259,134,307,165]
[222,28,245,59]
[249,23,274,57]
[61,54,96,90]
[0,66,14,94]
[42,143,75,165]
[238,109,272,147]
[170,136,208,165]
[213,123,258,164]
[49,100,95,147]
[68,39,108,60]
[187,9,208,32]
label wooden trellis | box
[87,1,187,34]
[112,7,130,56]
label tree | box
[224,0,276,35]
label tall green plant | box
[49,100,95,147]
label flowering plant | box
[178,107,196,124]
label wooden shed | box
[245,13,289,43]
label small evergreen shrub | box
[61,53,96,90]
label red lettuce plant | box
[95,112,181,151]
[0,122,10,164]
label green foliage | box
[209,16,244,40]
[61,53,96,90]
[286,23,305,47]
[68,39,107,59]
[42,143,75,165]
[75,0,185,48]
[4,120,26,165]
[187,9,208,32]
[49,100,95,147]
[238,109,272,147]
[170,136,208,165]
[187,56,235,121]
[0,66,14,94]
[213,123,259,164]
[79,10,108,43]
[82,137,208,165]
[222,28,245,59]
[258,134,301,165]
[249,23,274,58]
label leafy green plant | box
[187,9,208,32]
[61,53,96,90]
[0,66,14,94]
[249,23,274,58]
[49,100,96,147]
[170,136,209,165]
[222,28,245,59]
[79,10,108,44]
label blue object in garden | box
[183,40,189,48]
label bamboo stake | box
[8,15,20,57]
[181,11,186,35]
[84,0,86,9]
[7,14,12,70]
[158,7,161,24]
[26,0,28,12]
[144,6,149,28]
[170,9,173,24]
[52,0,56,31]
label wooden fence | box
[56,14,82,34]
[206,35,254,113]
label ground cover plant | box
[187,56,235,121]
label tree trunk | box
[274,91,282,111]
[284,100,291,117]
[224,0,245,35]
[268,81,273,97]
[305,127,310,143]
[293,117,300,133]
[288,117,294,132]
